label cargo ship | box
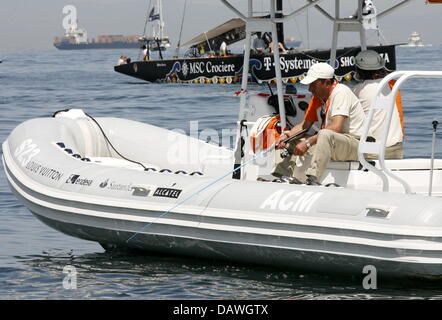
[53,24,142,50]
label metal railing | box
[358,70,442,194]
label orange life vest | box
[250,115,288,154]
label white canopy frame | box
[358,71,442,194]
[219,0,416,180]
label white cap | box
[300,62,335,85]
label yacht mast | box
[158,0,165,40]
[276,0,284,48]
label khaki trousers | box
[305,129,360,179]
[273,130,360,181]
[365,142,404,160]
[273,136,314,182]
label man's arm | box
[324,114,346,133]
[292,115,346,155]
[275,120,313,149]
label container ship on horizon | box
[53,24,142,50]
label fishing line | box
[126,128,310,243]
[126,146,275,243]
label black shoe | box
[306,175,321,186]
[287,176,302,184]
[271,176,302,184]
[283,176,303,184]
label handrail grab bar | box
[358,70,442,194]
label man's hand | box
[293,141,309,156]
[275,133,289,149]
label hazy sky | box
[1,0,441,51]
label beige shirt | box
[353,79,403,147]
[325,83,366,138]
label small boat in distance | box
[407,31,424,47]
[400,31,432,48]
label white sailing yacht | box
[139,0,171,51]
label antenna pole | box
[276,0,284,47]
[175,0,188,58]
[429,119,439,196]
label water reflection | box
[7,248,442,299]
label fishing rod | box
[279,128,309,158]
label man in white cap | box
[274,62,366,185]
[352,50,404,159]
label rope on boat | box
[84,112,150,171]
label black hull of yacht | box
[114,45,396,84]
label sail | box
[181,18,246,52]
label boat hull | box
[114,45,396,84]
[3,112,442,278]
[54,42,141,50]
[6,166,442,278]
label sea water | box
[1,46,442,299]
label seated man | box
[273,62,366,185]
[352,50,404,159]
[118,55,127,65]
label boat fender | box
[159,169,172,173]
[72,154,81,159]
[145,167,157,172]
[174,170,187,175]
[64,148,73,155]
[81,158,91,162]
[190,171,203,176]
[56,142,65,148]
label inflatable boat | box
[3,77,442,278]
[3,0,442,277]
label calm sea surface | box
[1,46,442,300]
